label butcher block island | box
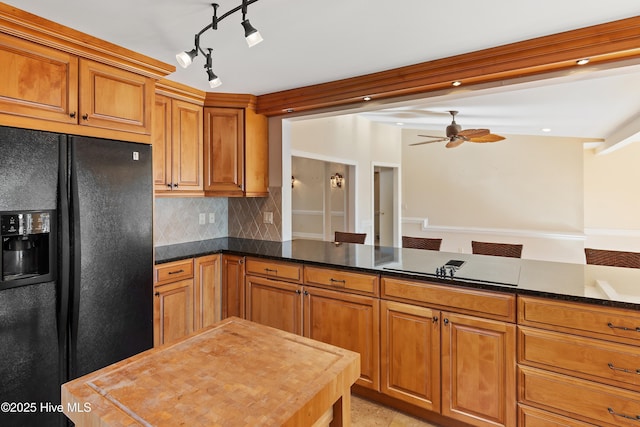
[61,317,360,427]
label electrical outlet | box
[209,213,215,224]
[263,211,273,224]
[421,218,429,230]
[199,213,206,225]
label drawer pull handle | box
[168,269,185,275]
[608,363,640,375]
[329,278,346,284]
[608,407,640,421]
[607,322,640,332]
[265,268,278,274]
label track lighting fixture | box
[175,0,263,88]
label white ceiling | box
[6,0,640,147]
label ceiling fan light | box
[242,20,263,47]
[176,48,197,68]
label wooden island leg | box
[330,393,351,427]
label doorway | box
[291,156,355,241]
[373,165,399,247]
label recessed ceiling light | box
[541,128,551,132]
[576,58,590,65]
[396,122,404,126]
[284,108,294,113]
[452,81,462,87]
[363,96,372,101]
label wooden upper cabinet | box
[0,32,78,124]
[204,107,245,196]
[153,80,205,196]
[204,94,269,197]
[152,94,172,190]
[0,5,174,141]
[171,99,203,192]
[78,59,153,134]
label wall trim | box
[402,218,585,241]
[584,228,640,237]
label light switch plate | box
[199,213,206,225]
[209,213,215,224]
[263,211,273,224]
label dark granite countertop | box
[155,238,640,311]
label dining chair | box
[471,241,523,258]
[402,236,442,251]
[584,248,640,268]
[334,231,366,244]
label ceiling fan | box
[410,110,505,148]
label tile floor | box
[351,395,441,427]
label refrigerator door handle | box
[68,138,82,379]
[58,136,70,384]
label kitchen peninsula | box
[156,238,640,427]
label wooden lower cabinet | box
[442,312,517,427]
[194,254,221,330]
[381,300,516,427]
[245,273,380,391]
[518,405,596,427]
[305,286,380,390]
[222,254,245,319]
[245,275,302,335]
[154,255,221,346]
[153,278,194,346]
[381,300,440,411]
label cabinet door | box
[0,32,78,124]
[222,255,245,319]
[203,107,244,196]
[171,99,203,191]
[245,275,302,335]
[194,255,221,330]
[381,300,440,411]
[441,312,516,427]
[78,59,152,134]
[152,94,172,191]
[304,287,380,390]
[153,278,194,347]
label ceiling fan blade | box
[417,134,446,138]
[445,138,465,148]
[458,128,490,138]
[469,134,506,143]
[410,138,448,146]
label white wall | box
[584,141,640,250]
[400,131,589,262]
[290,115,402,244]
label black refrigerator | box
[0,126,154,426]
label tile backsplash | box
[154,197,228,246]
[228,187,282,241]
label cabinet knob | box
[166,183,172,188]
[443,318,449,325]
[154,292,160,297]
[69,112,76,118]
[432,316,439,323]
[82,113,89,121]
[173,183,179,188]
[295,289,301,295]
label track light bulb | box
[207,68,222,88]
[241,19,263,47]
[176,48,197,68]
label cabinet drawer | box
[518,326,640,392]
[518,405,596,427]
[518,296,640,345]
[518,366,640,427]
[155,259,194,285]
[246,258,302,283]
[382,277,515,322]
[304,266,379,295]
